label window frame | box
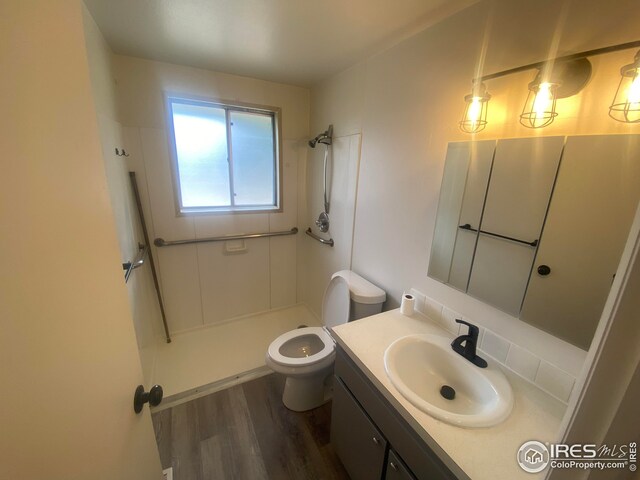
[164,93,283,216]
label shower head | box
[308,124,333,148]
[308,133,329,148]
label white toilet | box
[266,270,385,411]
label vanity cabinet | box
[331,375,388,480]
[330,346,457,480]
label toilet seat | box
[267,327,335,367]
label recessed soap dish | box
[224,239,248,255]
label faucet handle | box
[452,319,487,368]
[455,319,479,338]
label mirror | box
[428,134,640,349]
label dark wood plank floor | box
[153,373,350,480]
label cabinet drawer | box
[331,376,388,480]
[334,347,457,480]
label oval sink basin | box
[384,334,513,428]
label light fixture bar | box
[474,39,640,83]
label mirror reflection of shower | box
[308,125,333,233]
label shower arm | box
[323,144,330,214]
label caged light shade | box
[520,78,559,129]
[609,50,640,123]
[459,83,491,133]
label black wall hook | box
[115,148,130,157]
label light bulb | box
[626,70,640,104]
[520,77,558,128]
[533,82,554,119]
[467,97,482,125]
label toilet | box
[266,270,385,411]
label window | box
[166,96,281,214]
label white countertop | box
[331,308,567,480]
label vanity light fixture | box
[609,50,640,123]
[459,82,491,133]
[459,40,640,133]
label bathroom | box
[2,0,640,479]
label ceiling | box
[83,0,476,86]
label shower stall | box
[101,80,360,406]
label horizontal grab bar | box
[305,228,334,247]
[154,227,298,247]
[458,224,538,247]
[123,244,148,282]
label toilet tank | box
[331,270,386,321]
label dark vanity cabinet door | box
[331,347,458,480]
[331,376,388,480]
[386,450,417,480]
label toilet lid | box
[322,276,350,328]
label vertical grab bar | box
[129,172,172,343]
[323,143,330,214]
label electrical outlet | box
[162,467,173,480]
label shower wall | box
[297,64,367,317]
[82,6,164,385]
[112,55,310,333]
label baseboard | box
[151,365,273,412]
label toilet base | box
[282,373,332,412]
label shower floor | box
[153,304,321,401]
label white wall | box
[308,0,640,375]
[0,0,161,477]
[112,56,310,333]
[82,7,164,385]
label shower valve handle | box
[315,212,330,233]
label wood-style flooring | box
[152,373,350,480]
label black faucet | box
[451,319,487,368]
